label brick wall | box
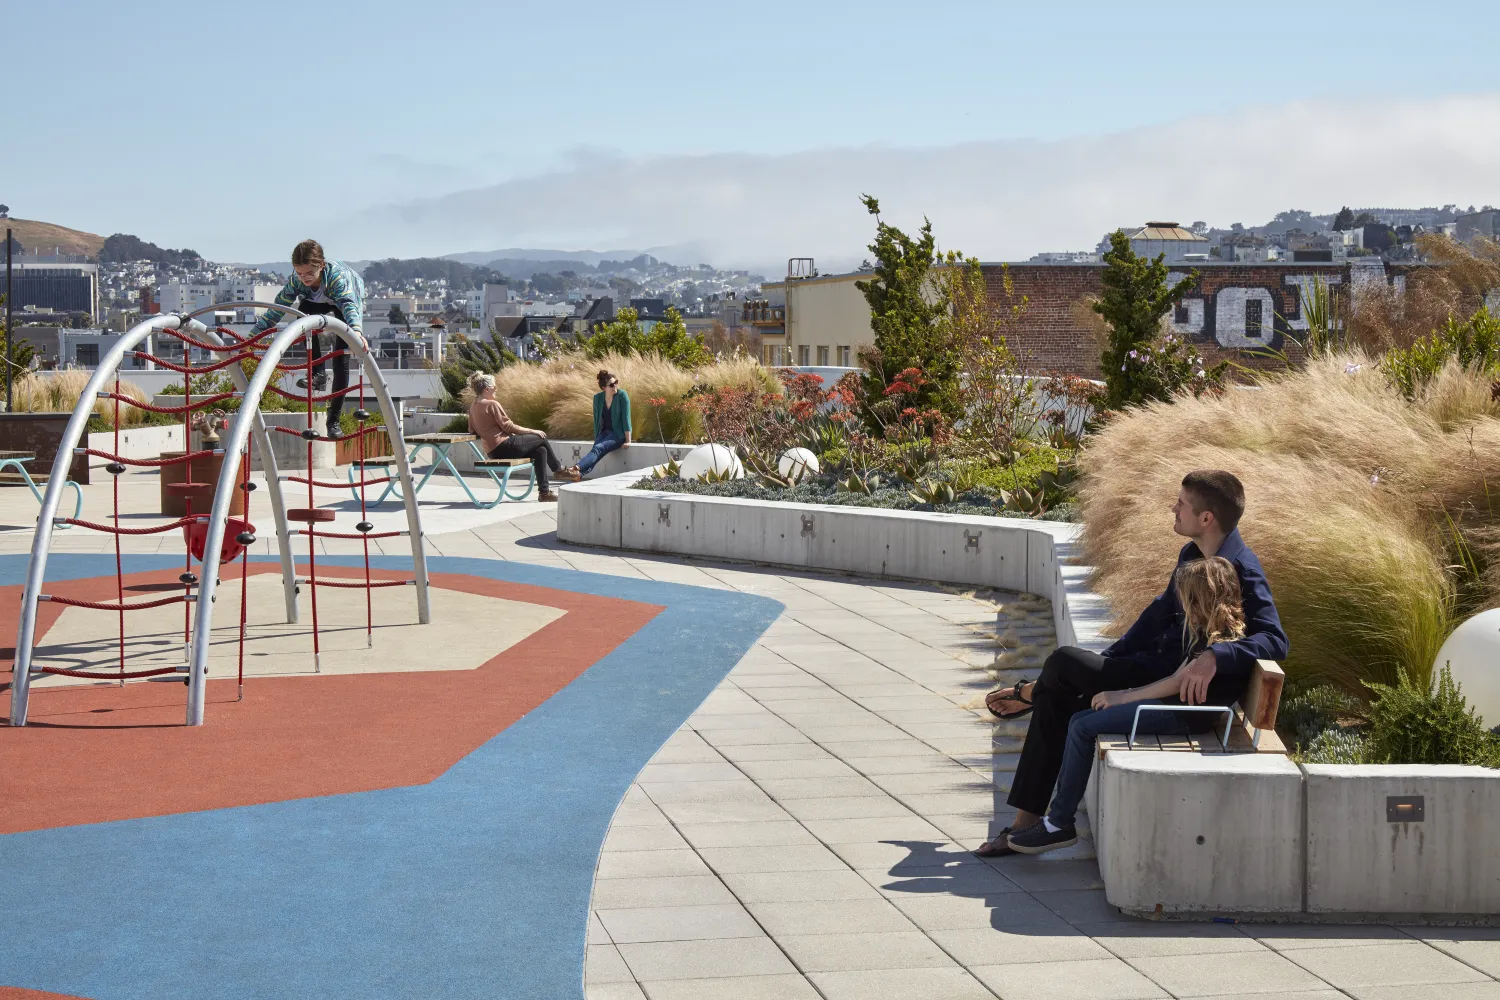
[986,262,1365,376]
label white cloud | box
[328,93,1500,272]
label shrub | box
[1362,664,1500,767]
[571,307,711,369]
[1381,306,1500,401]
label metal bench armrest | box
[1128,703,1236,750]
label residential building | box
[757,268,869,369]
[628,298,669,331]
[1125,222,1211,262]
[1455,210,1500,244]
[157,278,281,323]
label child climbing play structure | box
[8,305,430,727]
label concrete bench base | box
[1093,750,1500,921]
[1097,751,1304,917]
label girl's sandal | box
[985,681,1035,720]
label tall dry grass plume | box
[485,350,781,443]
[11,372,152,428]
[1079,351,1500,694]
[1349,235,1500,352]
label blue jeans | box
[577,434,623,476]
[1046,701,1193,829]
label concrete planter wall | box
[556,471,1500,920]
[85,425,185,467]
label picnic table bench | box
[347,434,535,508]
[0,450,83,523]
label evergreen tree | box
[1094,230,1201,408]
[1332,206,1355,231]
[852,195,959,420]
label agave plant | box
[837,470,881,495]
[1000,487,1047,516]
[894,441,937,482]
[908,479,956,506]
[800,421,847,457]
[742,451,795,489]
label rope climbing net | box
[8,309,431,727]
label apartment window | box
[1174,303,1190,325]
[816,346,829,366]
[797,345,810,366]
[1245,298,1264,338]
[75,344,99,367]
[837,346,851,366]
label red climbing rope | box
[296,528,403,540]
[303,349,321,671]
[133,352,257,375]
[295,578,411,589]
[238,434,252,701]
[161,327,275,352]
[274,349,346,372]
[112,376,124,682]
[356,368,373,645]
[37,664,183,680]
[271,424,380,442]
[286,475,391,489]
[100,391,237,414]
[44,593,190,612]
[58,515,201,535]
[265,383,363,404]
[84,449,216,467]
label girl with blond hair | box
[1007,556,1248,854]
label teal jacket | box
[593,389,632,441]
[251,259,366,335]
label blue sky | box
[7,0,1500,266]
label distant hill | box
[442,247,637,267]
[98,233,201,265]
[0,217,105,257]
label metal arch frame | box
[9,311,194,725]
[185,314,430,726]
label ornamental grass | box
[486,350,780,444]
[1078,351,1500,694]
[11,371,154,428]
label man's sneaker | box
[1007,820,1077,855]
[296,372,331,391]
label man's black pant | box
[1006,646,1215,816]
[1006,647,1126,816]
[297,298,351,431]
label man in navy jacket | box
[976,469,1289,856]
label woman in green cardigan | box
[577,369,632,476]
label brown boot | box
[537,490,559,503]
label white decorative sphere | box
[1433,608,1500,729]
[778,447,820,482]
[678,443,743,481]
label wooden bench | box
[1100,659,1286,755]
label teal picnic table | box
[0,450,83,523]
[346,432,535,509]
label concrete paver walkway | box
[3,473,1499,999]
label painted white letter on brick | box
[1215,287,1278,348]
